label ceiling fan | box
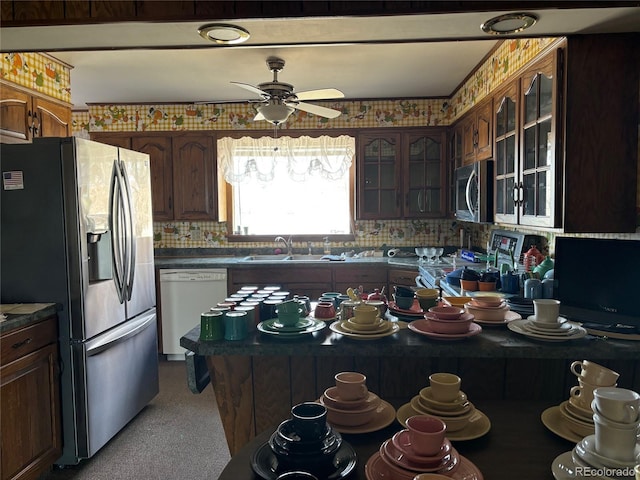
[231,57,344,126]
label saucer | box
[551,451,581,480]
[381,439,458,473]
[330,320,400,340]
[473,310,521,326]
[341,318,390,334]
[419,387,469,409]
[508,319,587,342]
[540,405,582,443]
[396,403,491,441]
[257,318,326,338]
[522,322,576,336]
[558,401,593,425]
[527,315,569,329]
[391,430,453,464]
[365,451,484,480]
[326,399,397,434]
[263,317,315,332]
[408,319,482,340]
[576,434,640,469]
[411,395,472,417]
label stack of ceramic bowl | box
[396,373,491,442]
[251,402,357,479]
[552,387,640,480]
[330,303,400,340]
[408,306,482,340]
[318,372,396,433]
[364,415,484,480]
[463,293,518,326]
[542,360,620,442]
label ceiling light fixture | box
[256,103,295,126]
[481,12,537,35]
[198,23,250,44]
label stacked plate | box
[463,294,521,326]
[364,428,484,480]
[408,315,482,341]
[257,316,326,339]
[396,387,491,441]
[508,316,587,342]
[317,386,396,434]
[552,435,640,480]
[329,317,400,340]
[505,296,534,318]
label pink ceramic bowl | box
[425,315,473,334]
[319,396,380,426]
[427,306,464,320]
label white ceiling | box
[1,7,639,109]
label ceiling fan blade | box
[290,101,342,119]
[253,111,265,121]
[294,88,344,101]
[231,81,270,98]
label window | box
[218,135,355,236]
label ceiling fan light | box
[257,104,295,125]
[481,13,537,35]
[198,23,250,44]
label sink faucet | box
[275,236,293,255]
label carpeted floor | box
[39,359,231,480]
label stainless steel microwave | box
[454,160,493,223]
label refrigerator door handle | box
[85,310,156,356]
[109,160,125,303]
[119,160,136,301]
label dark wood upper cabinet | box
[172,135,217,221]
[461,98,493,165]
[132,136,173,221]
[1,82,71,143]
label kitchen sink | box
[240,254,291,262]
[240,254,330,262]
[286,255,329,261]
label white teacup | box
[593,387,640,424]
[570,360,620,386]
[533,299,560,324]
[593,411,640,462]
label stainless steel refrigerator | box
[1,137,159,465]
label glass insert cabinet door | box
[358,133,401,219]
[519,52,559,228]
[494,81,518,224]
[404,131,445,218]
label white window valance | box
[217,135,355,184]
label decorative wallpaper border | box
[1,52,72,103]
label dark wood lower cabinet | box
[1,316,61,480]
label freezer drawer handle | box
[12,337,32,349]
[86,313,155,356]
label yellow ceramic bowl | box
[442,296,472,307]
[415,288,438,298]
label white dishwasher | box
[159,268,228,360]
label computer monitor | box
[554,236,640,331]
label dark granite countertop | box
[154,254,396,269]
[0,303,58,333]
[180,320,640,360]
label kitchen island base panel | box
[204,354,639,456]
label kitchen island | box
[181,321,640,456]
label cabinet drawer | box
[231,266,333,285]
[1,316,57,365]
[334,266,387,283]
[389,268,418,286]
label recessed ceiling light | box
[198,23,250,44]
[481,13,537,35]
